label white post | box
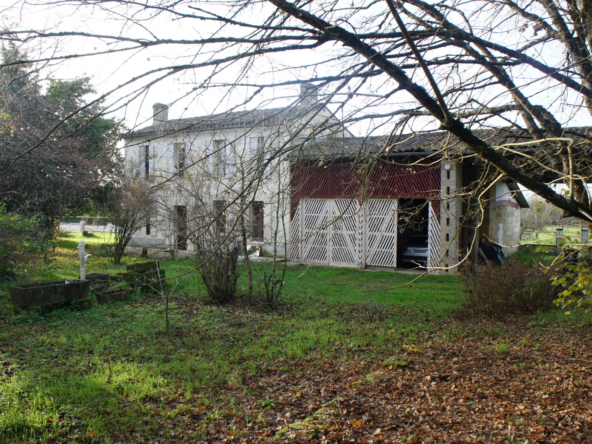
[556,228,564,248]
[78,240,86,280]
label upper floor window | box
[212,139,234,177]
[249,136,268,176]
[174,142,186,172]
[249,136,265,160]
[144,146,150,179]
[139,144,154,180]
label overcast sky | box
[2,0,592,137]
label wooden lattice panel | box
[330,199,360,266]
[290,205,301,260]
[302,199,330,263]
[427,201,441,271]
[365,199,398,268]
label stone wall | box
[489,203,520,256]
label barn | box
[289,133,529,273]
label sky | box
[2,0,592,138]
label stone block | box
[96,289,133,304]
[126,261,160,274]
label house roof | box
[295,128,592,209]
[125,105,332,138]
[507,183,530,209]
[300,127,592,158]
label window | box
[214,200,226,235]
[174,142,186,172]
[249,136,266,174]
[146,221,151,236]
[213,139,226,177]
[144,146,150,179]
[249,136,265,160]
[176,205,188,250]
[251,201,264,241]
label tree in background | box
[521,198,564,238]
[522,197,583,239]
[103,173,157,265]
[0,43,123,229]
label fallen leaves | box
[93,317,592,443]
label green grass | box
[0,232,585,442]
[520,226,584,245]
[57,231,115,250]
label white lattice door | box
[427,202,441,271]
[290,204,301,261]
[365,199,398,268]
[302,199,331,263]
[330,199,360,266]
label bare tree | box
[2,0,592,268]
[105,173,157,264]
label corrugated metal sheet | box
[291,160,441,217]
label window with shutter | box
[175,205,188,250]
[249,136,265,161]
[251,201,264,241]
[174,142,186,172]
[144,145,150,179]
[214,200,226,235]
[213,140,226,177]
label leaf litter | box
[104,316,592,443]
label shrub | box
[552,255,592,314]
[0,204,50,277]
[195,238,240,304]
[461,262,557,315]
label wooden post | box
[582,229,590,255]
[556,228,563,248]
[78,240,86,280]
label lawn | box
[1,234,591,442]
[521,226,585,245]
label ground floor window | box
[176,205,188,250]
[251,201,264,241]
[214,200,226,235]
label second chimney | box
[153,103,169,125]
[299,83,318,108]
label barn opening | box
[290,158,441,271]
[397,199,429,269]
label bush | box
[0,204,50,277]
[196,239,240,304]
[461,262,557,315]
[552,255,592,314]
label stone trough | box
[9,280,92,313]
